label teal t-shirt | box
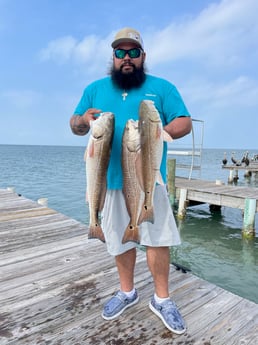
[74,74,190,189]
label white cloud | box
[146,0,258,68]
[39,32,114,76]
[39,36,78,63]
[39,0,258,75]
[184,76,258,109]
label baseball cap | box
[111,27,144,50]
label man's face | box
[113,43,146,74]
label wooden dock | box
[175,177,258,211]
[174,177,258,233]
[0,188,257,345]
[222,164,258,183]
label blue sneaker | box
[149,296,186,334]
[102,290,139,320]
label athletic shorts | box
[101,185,181,256]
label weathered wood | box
[0,188,257,345]
[242,198,256,237]
[167,159,176,205]
[174,177,258,232]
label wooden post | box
[234,169,239,181]
[178,188,187,219]
[228,169,234,183]
[242,198,256,238]
[38,198,48,207]
[167,159,176,206]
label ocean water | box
[0,144,258,303]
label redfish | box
[122,119,144,244]
[84,112,114,242]
[138,100,171,224]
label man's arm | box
[70,115,90,136]
[69,108,101,136]
[164,116,192,139]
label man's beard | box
[109,63,146,90]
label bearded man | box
[70,27,192,334]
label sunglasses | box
[114,48,142,59]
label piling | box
[242,198,256,238]
[167,158,176,206]
[177,188,188,219]
[37,197,48,207]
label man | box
[70,27,192,334]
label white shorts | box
[101,185,181,256]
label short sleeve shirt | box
[74,74,190,189]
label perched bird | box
[244,151,250,166]
[222,152,227,165]
[241,151,250,166]
[241,151,247,164]
[231,152,237,165]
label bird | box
[222,152,227,165]
[241,151,247,164]
[231,152,237,165]
[241,151,250,166]
[244,151,250,166]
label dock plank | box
[0,188,257,345]
[175,177,258,212]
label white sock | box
[122,288,136,298]
[154,293,170,304]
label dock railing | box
[167,118,204,179]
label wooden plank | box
[175,177,258,212]
[0,188,257,345]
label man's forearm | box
[70,115,90,136]
[164,117,192,139]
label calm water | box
[0,144,258,303]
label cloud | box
[183,75,258,109]
[39,0,258,75]
[39,32,114,76]
[146,0,258,68]
[39,36,78,63]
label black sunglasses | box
[114,48,142,59]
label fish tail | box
[138,204,154,224]
[122,224,140,244]
[88,223,106,243]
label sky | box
[0,0,257,150]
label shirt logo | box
[145,93,157,97]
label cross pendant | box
[122,91,128,101]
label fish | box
[121,119,144,244]
[84,112,114,242]
[138,100,171,224]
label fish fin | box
[98,184,107,211]
[138,204,154,224]
[88,141,95,157]
[156,124,162,139]
[162,129,173,142]
[135,150,144,191]
[88,223,106,243]
[122,225,140,244]
[156,171,165,186]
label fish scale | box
[138,100,164,225]
[122,119,144,244]
[85,112,114,242]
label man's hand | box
[82,108,102,126]
[70,108,102,136]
